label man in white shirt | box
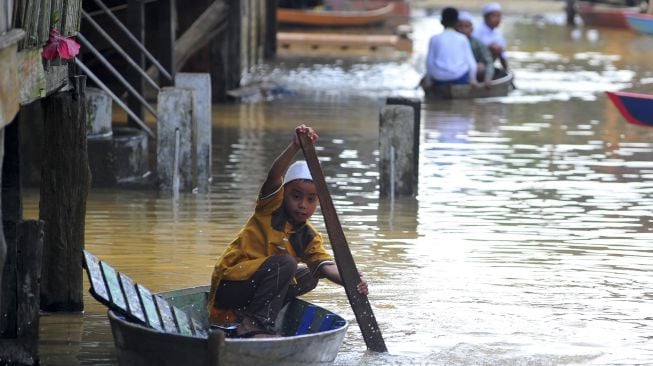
[425,7,477,86]
[474,2,509,72]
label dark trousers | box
[214,254,319,331]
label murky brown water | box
[27,11,653,365]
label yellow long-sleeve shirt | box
[208,186,333,322]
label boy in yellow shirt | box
[208,124,368,338]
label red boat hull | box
[606,91,653,127]
[576,1,640,28]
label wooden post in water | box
[15,220,44,362]
[1,120,18,339]
[379,103,417,197]
[1,109,47,363]
[0,128,4,323]
[40,76,90,312]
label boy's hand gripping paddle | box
[297,131,388,353]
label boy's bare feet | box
[235,316,278,338]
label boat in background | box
[625,12,653,35]
[422,72,514,100]
[276,28,412,58]
[329,0,410,17]
[576,1,641,28]
[277,3,395,26]
[606,90,653,127]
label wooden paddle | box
[297,132,388,353]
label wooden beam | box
[126,0,145,127]
[158,0,176,86]
[264,0,278,59]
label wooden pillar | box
[0,220,44,365]
[648,1,653,14]
[1,119,20,338]
[211,0,242,102]
[158,0,177,86]
[40,76,90,312]
[0,129,4,327]
[14,220,44,362]
[264,0,277,59]
[1,117,44,364]
[127,0,146,127]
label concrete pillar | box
[175,73,212,193]
[113,127,149,185]
[386,97,421,194]
[157,87,193,192]
[379,105,416,198]
[85,87,113,137]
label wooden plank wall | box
[13,0,81,49]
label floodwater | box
[28,10,653,366]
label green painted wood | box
[137,284,163,331]
[118,273,146,323]
[190,317,207,338]
[155,295,178,333]
[100,261,127,312]
[83,251,109,302]
[173,306,194,336]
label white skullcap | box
[482,2,502,15]
[284,161,313,184]
[458,11,474,22]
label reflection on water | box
[32,11,653,366]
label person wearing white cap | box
[474,2,509,73]
[424,7,478,88]
[455,11,495,87]
[207,124,369,338]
